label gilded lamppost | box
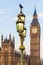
[16,4,27,65]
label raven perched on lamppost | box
[19,4,23,8]
[19,4,23,13]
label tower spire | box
[33,5,37,16]
[33,6,38,19]
[1,34,3,43]
[31,7,40,26]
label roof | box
[31,7,40,26]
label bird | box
[19,4,23,8]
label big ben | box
[30,7,41,65]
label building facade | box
[30,8,41,65]
[0,34,30,65]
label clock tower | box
[30,7,41,65]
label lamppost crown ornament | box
[17,4,25,24]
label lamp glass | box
[21,16,25,21]
[18,17,21,21]
[22,28,26,37]
[18,16,25,23]
[16,22,24,32]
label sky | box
[0,0,43,58]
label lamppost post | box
[16,4,27,65]
[19,35,25,65]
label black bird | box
[19,4,23,8]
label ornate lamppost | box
[16,4,27,65]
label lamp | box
[16,12,25,33]
[18,13,25,23]
[16,22,24,33]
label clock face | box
[32,28,37,33]
[5,48,8,51]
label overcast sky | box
[0,0,43,58]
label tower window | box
[4,53,8,65]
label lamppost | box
[16,4,27,65]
